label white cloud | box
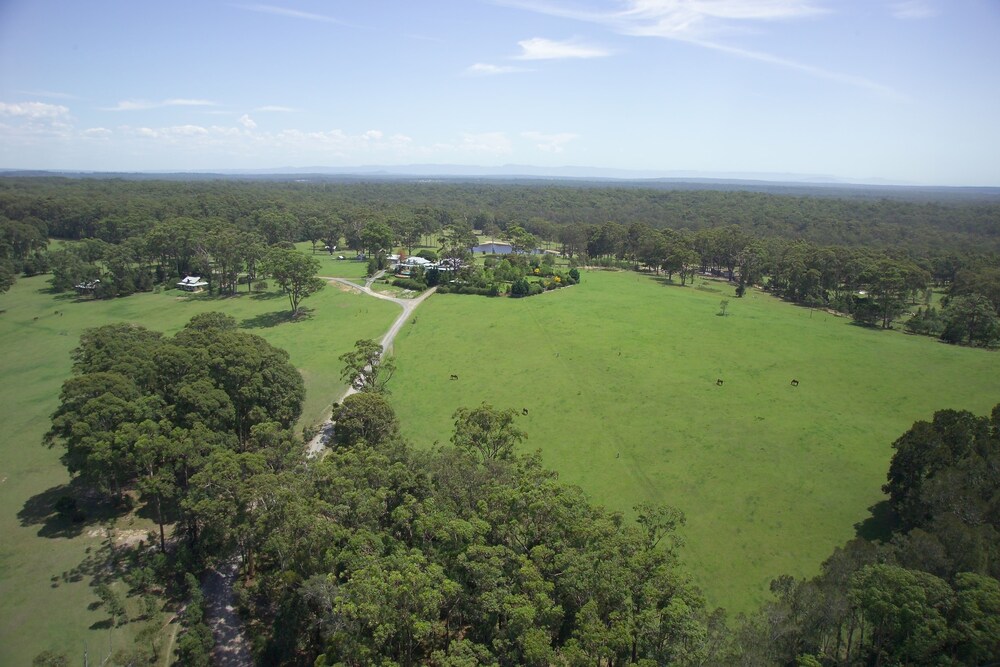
[0,101,70,119]
[255,105,296,112]
[515,37,610,60]
[500,1,899,97]
[522,131,579,153]
[464,63,523,76]
[459,132,513,153]
[239,114,257,129]
[498,0,826,38]
[82,127,112,139]
[104,100,155,111]
[164,98,217,107]
[128,125,210,140]
[16,90,78,100]
[890,1,937,19]
[234,4,342,24]
[687,38,902,98]
[103,98,218,111]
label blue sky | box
[0,0,998,185]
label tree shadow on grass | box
[35,286,79,301]
[18,481,126,539]
[649,276,685,288]
[241,307,313,329]
[854,499,897,542]
[250,290,284,301]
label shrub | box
[425,267,441,287]
[568,267,580,282]
[416,249,438,262]
[392,277,426,291]
[438,284,497,296]
[511,278,530,297]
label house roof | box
[472,242,513,252]
[178,276,208,287]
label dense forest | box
[2,176,998,345]
[1,177,999,252]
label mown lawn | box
[387,269,1000,614]
[0,275,397,665]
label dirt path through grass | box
[305,276,436,455]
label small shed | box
[177,276,209,292]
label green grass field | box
[387,270,1000,614]
[2,264,998,662]
[0,275,397,665]
[298,243,371,284]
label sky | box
[0,0,998,185]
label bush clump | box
[392,277,427,291]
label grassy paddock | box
[0,275,397,664]
[388,270,1000,614]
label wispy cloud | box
[239,114,257,129]
[102,98,218,111]
[685,38,902,98]
[522,130,579,152]
[255,105,297,112]
[497,0,899,97]
[0,101,70,119]
[464,63,524,76]
[515,37,610,60]
[437,132,513,154]
[890,1,937,19]
[497,0,826,38]
[616,0,828,38]
[164,98,217,107]
[82,127,112,139]
[233,4,342,24]
[16,90,78,100]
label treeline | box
[2,177,999,252]
[734,405,1000,666]
[578,221,999,344]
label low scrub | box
[391,277,427,291]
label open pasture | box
[0,275,397,664]
[388,269,1000,613]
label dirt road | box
[305,276,436,456]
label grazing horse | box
[716,378,724,386]
[449,374,459,380]
[790,379,799,387]
[522,408,529,415]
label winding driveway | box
[306,273,437,456]
[203,275,436,665]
